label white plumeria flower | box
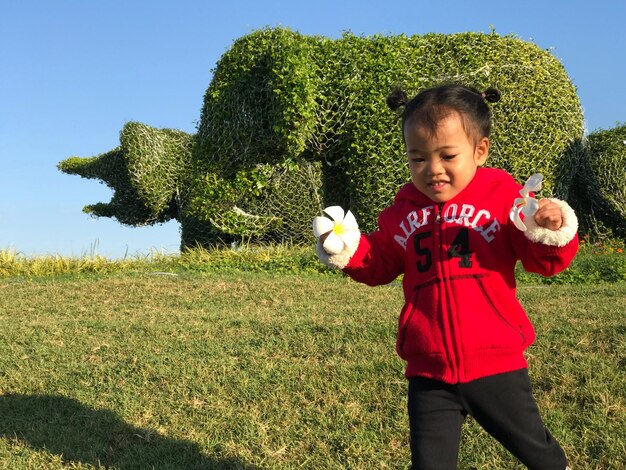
[312,206,360,255]
[509,173,543,231]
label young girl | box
[313,84,577,469]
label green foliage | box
[514,236,626,284]
[57,148,155,225]
[197,28,319,168]
[181,159,324,247]
[183,165,281,239]
[571,124,626,239]
[2,241,625,283]
[60,28,588,247]
[122,122,194,217]
[58,122,193,226]
[187,28,584,244]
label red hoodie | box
[341,168,578,384]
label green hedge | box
[60,28,590,247]
[571,124,626,239]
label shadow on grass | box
[0,393,260,469]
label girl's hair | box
[387,83,501,142]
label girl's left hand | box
[534,199,563,230]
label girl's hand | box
[312,206,360,255]
[534,199,563,231]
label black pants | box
[408,368,567,469]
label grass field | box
[0,269,624,469]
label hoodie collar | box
[395,168,489,206]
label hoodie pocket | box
[456,274,534,352]
[396,279,446,359]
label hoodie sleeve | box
[340,210,405,286]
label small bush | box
[572,124,626,240]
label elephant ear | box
[121,122,194,216]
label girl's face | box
[404,111,489,203]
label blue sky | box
[1,0,624,258]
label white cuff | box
[316,236,360,269]
[523,198,578,247]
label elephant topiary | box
[59,27,590,248]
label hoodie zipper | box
[435,202,444,224]
[433,202,462,380]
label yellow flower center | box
[333,224,346,235]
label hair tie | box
[386,87,409,111]
[480,88,501,103]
